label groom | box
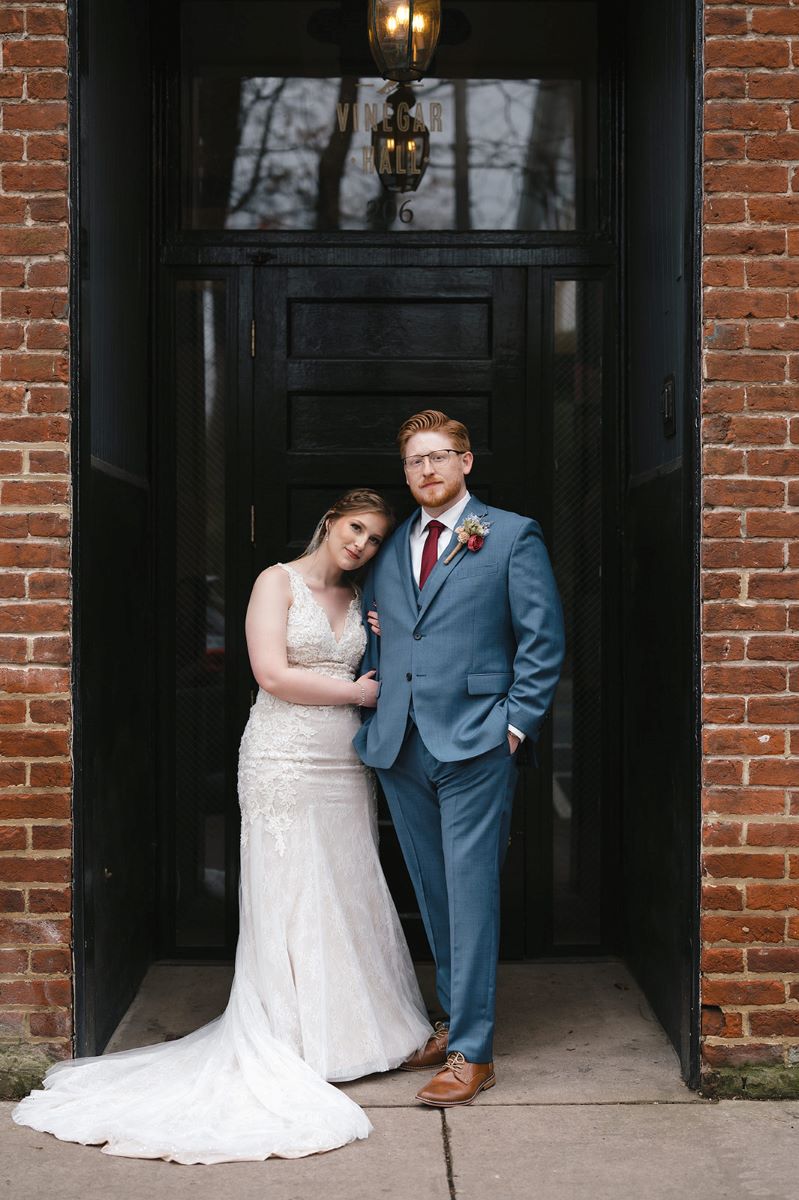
[354,410,565,1107]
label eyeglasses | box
[402,449,465,472]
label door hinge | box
[250,504,256,545]
[250,318,256,357]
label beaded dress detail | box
[12,563,431,1164]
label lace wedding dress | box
[12,563,432,1164]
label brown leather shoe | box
[415,1051,496,1107]
[399,1021,449,1071]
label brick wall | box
[0,2,72,1094]
[702,0,799,1094]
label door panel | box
[253,265,546,958]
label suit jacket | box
[353,496,565,768]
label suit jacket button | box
[413,633,422,641]
[406,672,412,681]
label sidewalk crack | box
[440,1111,457,1200]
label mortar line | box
[440,1110,457,1200]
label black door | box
[248,263,615,958]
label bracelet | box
[356,681,366,706]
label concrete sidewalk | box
[3,962,799,1200]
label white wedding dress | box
[12,563,432,1164]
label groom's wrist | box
[508,723,525,743]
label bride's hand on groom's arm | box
[355,670,379,708]
[367,608,381,637]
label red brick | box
[751,9,799,35]
[707,100,789,132]
[705,70,747,100]
[0,918,70,945]
[704,604,786,635]
[0,414,68,443]
[29,636,70,664]
[750,1010,799,1035]
[705,479,785,507]
[27,261,67,288]
[0,856,69,884]
[31,825,70,851]
[0,666,69,694]
[703,260,745,287]
[0,826,26,851]
[25,72,67,101]
[702,979,785,1006]
[748,946,799,972]
[701,914,785,942]
[28,887,70,915]
[27,323,69,352]
[0,978,71,1006]
[704,542,783,568]
[702,1007,744,1037]
[0,602,68,634]
[706,229,786,256]
[29,947,70,973]
[706,352,787,383]
[749,196,799,222]
[705,290,787,319]
[746,819,799,844]
[749,70,799,99]
[3,40,67,69]
[25,8,67,36]
[703,852,785,879]
[2,290,68,320]
[0,165,67,196]
[28,574,69,600]
[747,131,799,159]
[706,40,790,70]
[0,353,69,383]
[702,574,742,600]
[704,511,744,538]
[705,197,747,224]
[705,8,749,36]
[3,102,67,133]
[705,163,789,194]
[703,820,744,846]
[703,759,744,786]
[703,636,745,663]
[0,793,70,820]
[704,727,784,755]
[702,883,744,911]
[749,573,799,599]
[703,948,745,974]
[749,697,799,722]
[746,882,799,908]
[703,697,747,723]
[704,447,747,474]
[703,664,786,692]
[29,1010,71,1039]
[29,762,71,787]
[703,1042,784,1067]
[705,136,742,170]
[0,73,24,100]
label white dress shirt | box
[410,492,525,746]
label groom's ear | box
[462,451,474,476]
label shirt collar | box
[419,492,471,535]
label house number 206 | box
[366,198,415,224]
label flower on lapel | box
[444,516,492,564]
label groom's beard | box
[410,476,466,511]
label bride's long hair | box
[301,489,396,566]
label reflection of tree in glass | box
[223,76,578,232]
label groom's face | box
[403,431,473,513]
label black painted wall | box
[73,0,157,1053]
[621,0,700,1082]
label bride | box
[13,489,432,1164]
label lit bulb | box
[397,5,410,24]
[407,140,416,152]
[387,138,395,151]
[387,15,397,32]
[412,14,425,32]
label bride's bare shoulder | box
[248,564,293,607]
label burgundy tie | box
[419,520,445,589]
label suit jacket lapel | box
[393,510,419,615]
[417,497,488,616]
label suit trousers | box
[377,718,518,1063]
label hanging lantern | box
[368,0,441,84]
[371,85,430,194]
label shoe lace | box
[446,1050,466,1075]
[433,1021,449,1046]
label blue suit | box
[354,497,565,1062]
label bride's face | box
[327,510,391,572]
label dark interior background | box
[72,0,700,1085]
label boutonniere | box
[444,516,492,564]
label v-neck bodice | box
[276,562,365,680]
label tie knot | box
[425,520,445,535]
